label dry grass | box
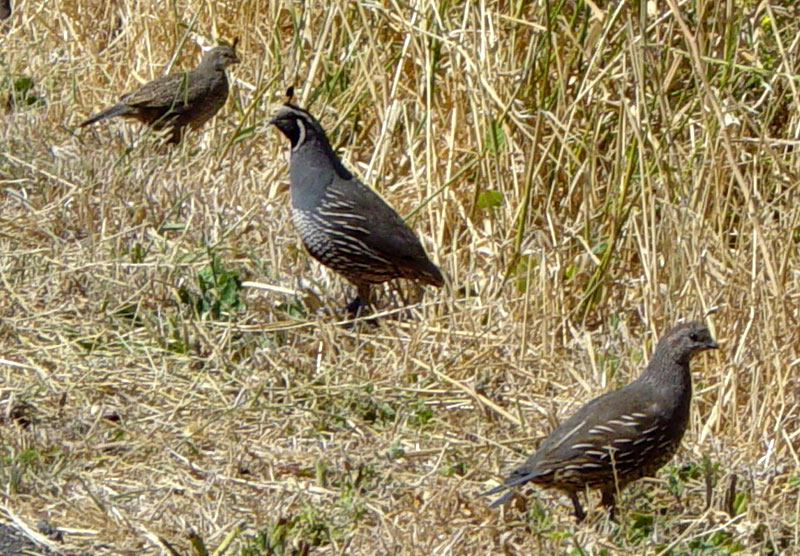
[2,0,800,554]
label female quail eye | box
[689,332,700,342]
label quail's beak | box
[267,106,283,126]
[706,339,719,350]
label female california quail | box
[269,102,444,316]
[80,42,240,144]
[482,321,718,521]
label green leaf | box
[13,76,35,93]
[733,491,748,516]
[514,254,537,293]
[592,241,609,256]
[477,189,504,209]
[484,119,505,155]
[192,254,243,319]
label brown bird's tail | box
[79,103,132,127]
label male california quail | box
[269,102,444,316]
[482,321,718,521]
[80,42,239,144]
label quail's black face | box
[270,103,353,180]
[270,105,313,149]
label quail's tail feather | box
[480,470,540,507]
[479,483,516,508]
[396,257,444,288]
[479,482,509,497]
[488,491,515,508]
[418,260,444,288]
[79,103,132,127]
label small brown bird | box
[80,42,240,144]
[481,321,718,521]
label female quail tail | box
[270,102,444,316]
[481,321,718,521]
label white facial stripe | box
[293,118,306,152]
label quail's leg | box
[600,488,617,521]
[344,296,362,316]
[168,126,183,144]
[345,283,372,317]
[568,491,586,522]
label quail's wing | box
[332,177,432,260]
[121,70,210,110]
[505,384,675,487]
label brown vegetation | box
[1,1,799,554]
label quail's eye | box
[689,332,700,342]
